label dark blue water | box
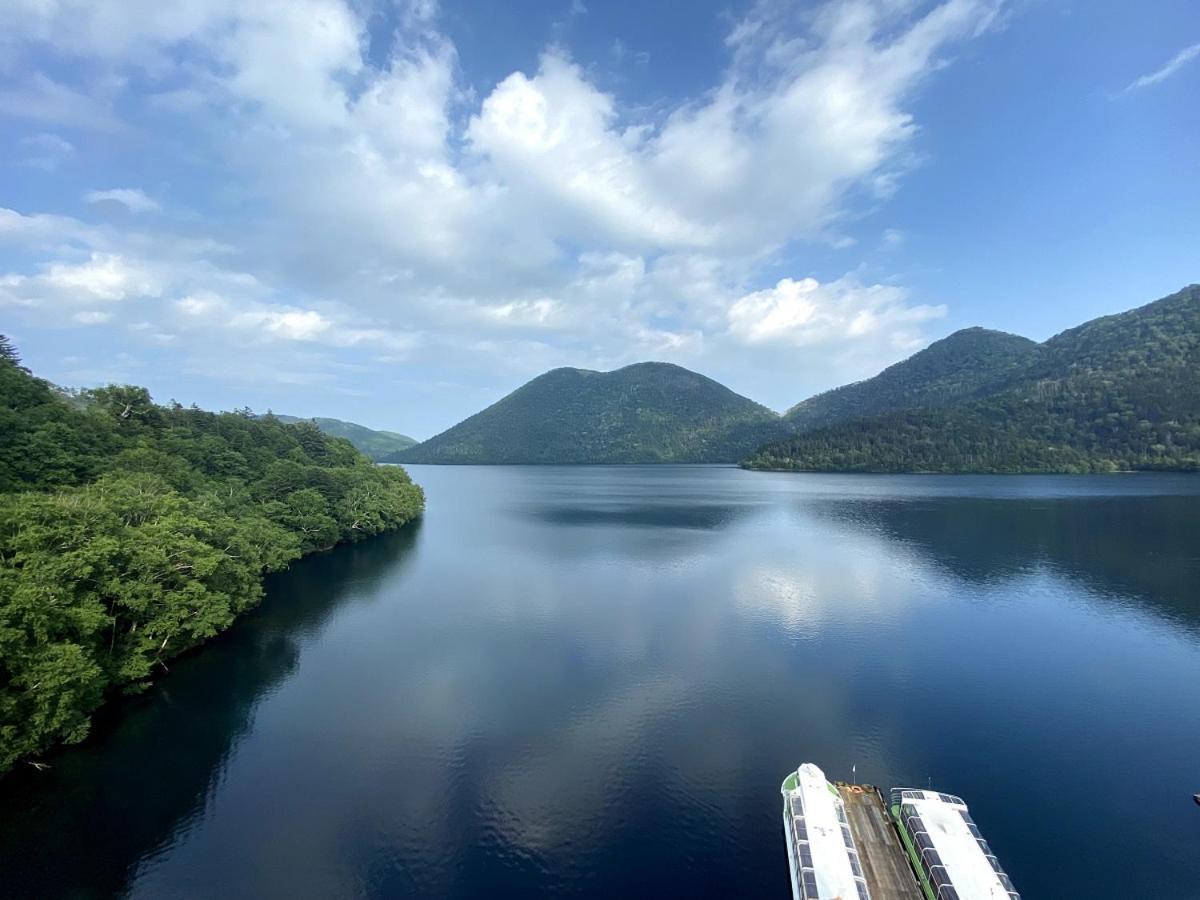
[2,467,1199,898]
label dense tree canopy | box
[394,362,784,464]
[746,286,1200,473]
[272,415,416,461]
[784,327,1040,430]
[0,347,423,773]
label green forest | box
[783,327,1041,431]
[273,415,416,461]
[746,285,1200,473]
[0,338,423,774]
[393,361,784,465]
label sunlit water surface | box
[2,467,1199,898]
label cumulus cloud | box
[727,276,945,349]
[0,252,164,306]
[0,211,415,366]
[0,0,1005,425]
[42,253,163,301]
[467,52,717,250]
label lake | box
[2,466,1199,898]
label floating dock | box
[783,765,1021,900]
[782,764,922,900]
[835,783,923,900]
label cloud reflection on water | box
[4,469,1199,898]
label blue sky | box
[1,0,1196,438]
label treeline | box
[272,415,416,461]
[743,398,1200,473]
[0,338,423,773]
[746,285,1200,473]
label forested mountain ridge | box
[745,285,1200,473]
[273,415,416,461]
[0,339,423,774]
[392,362,785,465]
[785,327,1040,430]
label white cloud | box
[1121,41,1200,93]
[0,73,124,131]
[84,188,161,214]
[726,275,945,348]
[43,253,163,301]
[225,306,419,353]
[176,292,228,318]
[231,307,332,341]
[0,0,235,59]
[73,310,114,325]
[218,0,364,128]
[219,0,1001,293]
[352,43,455,158]
[472,298,564,328]
[466,52,715,250]
[20,133,75,171]
[0,207,97,247]
[175,291,417,352]
[0,274,36,307]
[0,252,164,306]
[0,0,1005,424]
[401,0,440,29]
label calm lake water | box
[2,466,1199,898]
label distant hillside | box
[785,327,1039,430]
[275,415,416,461]
[745,285,1200,473]
[391,362,784,464]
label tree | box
[0,358,424,773]
[0,334,25,370]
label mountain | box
[745,285,1200,473]
[274,415,416,461]
[785,327,1040,430]
[391,362,784,464]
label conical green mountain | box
[785,327,1040,430]
[746,285,1200,473]
[392,362,783,464]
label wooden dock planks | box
[837,784,924,900]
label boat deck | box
[835,783,923,900]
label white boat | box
[781,763,871,900]
[889,789,1019,900]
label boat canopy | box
[892,789,1019,900]
[784,763,871,900]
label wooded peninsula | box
[0,337,423,774]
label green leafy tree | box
[0,343,423,773]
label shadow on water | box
[525,501,755,530]
[808,495,1200,631]
[0,522,422,900]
